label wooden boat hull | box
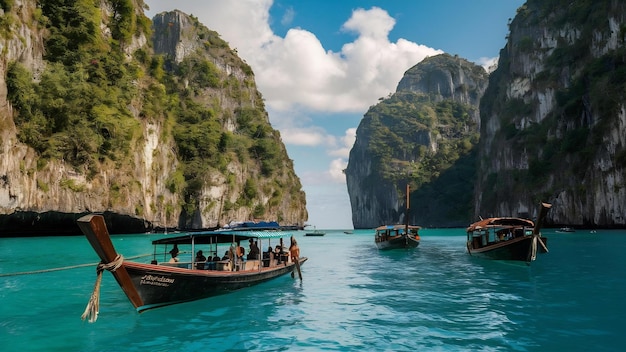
[123,260,306,312]
[467,235,548,262]
[376,235,420,250]
[375,224,421,250]
[466,203,551,264]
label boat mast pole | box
[405,184,410,236]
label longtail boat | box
[466,203,551,264]
[374,224,421,250]
[78,214,306,322]
[374,184,421,250]
[304,227,326,236]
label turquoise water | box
[1,228,625,351]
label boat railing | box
[156,259,266,272]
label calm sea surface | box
[1,228,625,351]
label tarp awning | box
[152,230,292,245]
[466,217,534,232]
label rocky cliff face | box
[475,0,626,227]
[346,54,488,228]
[0,1,307,235]
[396,55,486,112]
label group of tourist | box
[166,236,300,271]
[193,250,222,270]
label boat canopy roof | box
[222,220,280,230]
[152,230,291,245]
[466,217,534,232]
[375,224,421,231]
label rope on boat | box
[530,235,538,262]
[81,254,124,323]
[0,254,151,277]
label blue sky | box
[145,0,525,229]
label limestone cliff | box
[346,54,488,228]
[475,0,626,227]
[0,1,307,235]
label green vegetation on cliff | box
[3,1,304,226]
[365,92,478,187]
[7,0,146,176]
[360,91,479,224]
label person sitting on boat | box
[205,251,218,270]
[274,245,283,264]
[195,250,206,270]
[262,246,274,267]
[247,239,260,260]
[168,252,179,263]
[236,241,245,268]
[222,251,230,261]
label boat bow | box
[77,214,144,322]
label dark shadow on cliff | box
[0,211,151,237]
[409,149,476,228]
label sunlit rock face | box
[474,1,626,227]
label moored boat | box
[466,203,551,264]
[374,224,421,250]
[305,227,326,236]
[556,227,575,233]
[78,214,306,321]
[374,184,421,250]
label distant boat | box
[221,220,301,231]
[343,231,353,234]
[374,184,420,250]
[77,214,306,321]
[466,202,551,264]
[222,220,280,231]
[375,224,421,250]
[305,227,326,236]
[556,227,575,233]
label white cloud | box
[328,128,356,158]
[280,127,333,147]
[476,56,498,72]
[146,1,442,114]
[298,157,347,185]
[328,158,348,183]
[341,7,395,40]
